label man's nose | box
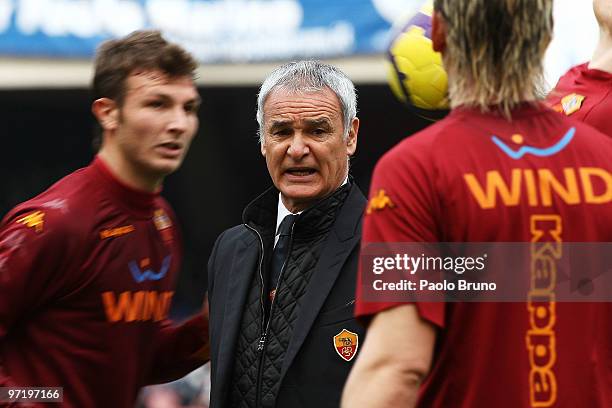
[167,107,189,134]
[287,133,310,159]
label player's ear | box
[260,133,267,157]
[432,10,447,53]
[92,98,119,131]
[346,117,359,157]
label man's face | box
[111,70,200,181]
[261,87,358,212]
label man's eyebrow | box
[141,92,172,101]
[304,118,333,128]
[267,117,333,131]
[268,120,293,130]
[143,93,201,105]
[187,95,202,106]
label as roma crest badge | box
[560,93,585,116]
[153,208,173,245]
[333,329,359,362]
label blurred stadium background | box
[0,0,598,406]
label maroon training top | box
[0,157,207,407]
[356,104,612,407]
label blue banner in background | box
[0,0,422,62]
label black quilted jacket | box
[229,183,350,408]
[207,182,367,408]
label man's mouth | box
[158,142,182,151]
[155,142,183,158]
[285,167,316,176]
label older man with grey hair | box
[206,60,366,408]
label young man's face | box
[260,86,358,212]
[113,70,200,182]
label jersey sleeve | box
[145,200,210,384]
[0,207,74,386]
[145,313,209,385]
[355,137,446,328]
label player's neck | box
[589,30,612,73]
[98,148,162,194]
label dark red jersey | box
[548,62,612,136]
[0,157,207,408]
[356,104,612,407]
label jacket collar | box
[242,180,353,239]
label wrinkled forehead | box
[263,86,342,122]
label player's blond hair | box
[433,0,553,117]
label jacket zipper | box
[244,224,267,408]
[246,222,295,408]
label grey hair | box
[256,60,357,144]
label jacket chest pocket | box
[314,301,356,327]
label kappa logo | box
[367,189,395,214]
[129,255,171,283]
[16,211,45,233]
[333,329,359,362]
[491,127,575,160]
